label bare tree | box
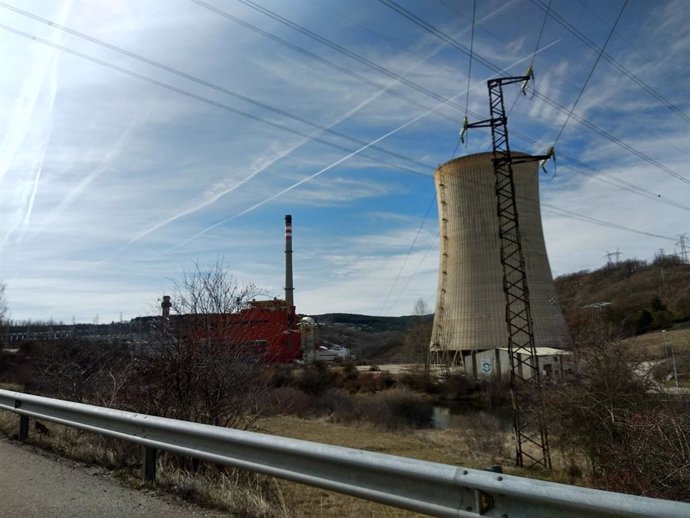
[137,260,269,429]
[174,259,260,315]
[545,338,690,500]
[28,339,135,404]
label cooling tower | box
[430,152,570,356]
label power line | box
[231,0,471,114]
[3,24,450,210]
[379,194,436,315]
[194,2,690,193]
[4,4,685,250]
[8,16,648,260]
[376,0,690,188]
[186,0,462,130]
[0,2,435,174]
[528,0,690,124]
[532,89,690,186]
[530,0,553,69]
[499,119,690,215]
[507,0,552,118]
[553,0,628,145]
[197,0,690,196]
[542,204,675,241]
[450,0,476,158]
[464,0,477,120]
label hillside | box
[308,257,690,360]
[308,313,433,361]
[311,313,433,333]
[554,256,690,337]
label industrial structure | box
[430,151,570,361]
[5,214,333,364]
[156,214,302,364]
[435,72,571,470]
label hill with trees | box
[554,255,690,339]
[310,255,690,359]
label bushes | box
[295,361,336,396]
[357,389,433,430]
[258,385,433,431]
[398,371,441,394]
[544,340,690,501]
[257,362,434,430]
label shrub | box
[545,340,690,501]
[357,389,433,430]
[451,411,511,464]
[441,374,477,399]
[296,361,337,396]
[255,387,316,418]
[340,361,359,381]
[398,371,441,394]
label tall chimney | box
[161,295,171,319]
[285,215,294,308]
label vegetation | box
[555,256,690,338]
[2,256,690,514]
[312,309,433,362]
[0,261,287,516]
[544,339,690,500]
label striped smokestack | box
[285,215,294,307]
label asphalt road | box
[0,437,230,518]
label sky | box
[0,0,689,323]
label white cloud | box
[0,0,688,323]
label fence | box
[0,389,688,517]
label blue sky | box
[1,0,688,323]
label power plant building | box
[430,152,570,360]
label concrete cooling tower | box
[430,152,570,359]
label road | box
[0,437,230,518]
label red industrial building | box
[159,215,302,364]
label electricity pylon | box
[463,71,553,469]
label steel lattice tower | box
[466,74,553,469]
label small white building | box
[299,317,351,363]
[468,347,573,381]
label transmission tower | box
[464,71,553,469]
[677,233,688,263]
[604,249,622,266]
[604,251,615,266]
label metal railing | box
[0,389,688,518]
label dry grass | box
[622,328,690,359]
[255,415,522,517]
[154,461,290,518]
[0,381,23,391]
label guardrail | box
[1,389,688,517]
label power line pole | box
[464,71,553,470]
[604,251,615,266]
[677,233,688,263]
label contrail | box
[18,55,59,242]
[163,100,455,254]
[0,1,72,247]
[45,112,146,226]
[115,83,400,256]
[163,39,560,255]
[92,57,408,266]
[118,6,499,250]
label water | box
[432,401,512,430]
